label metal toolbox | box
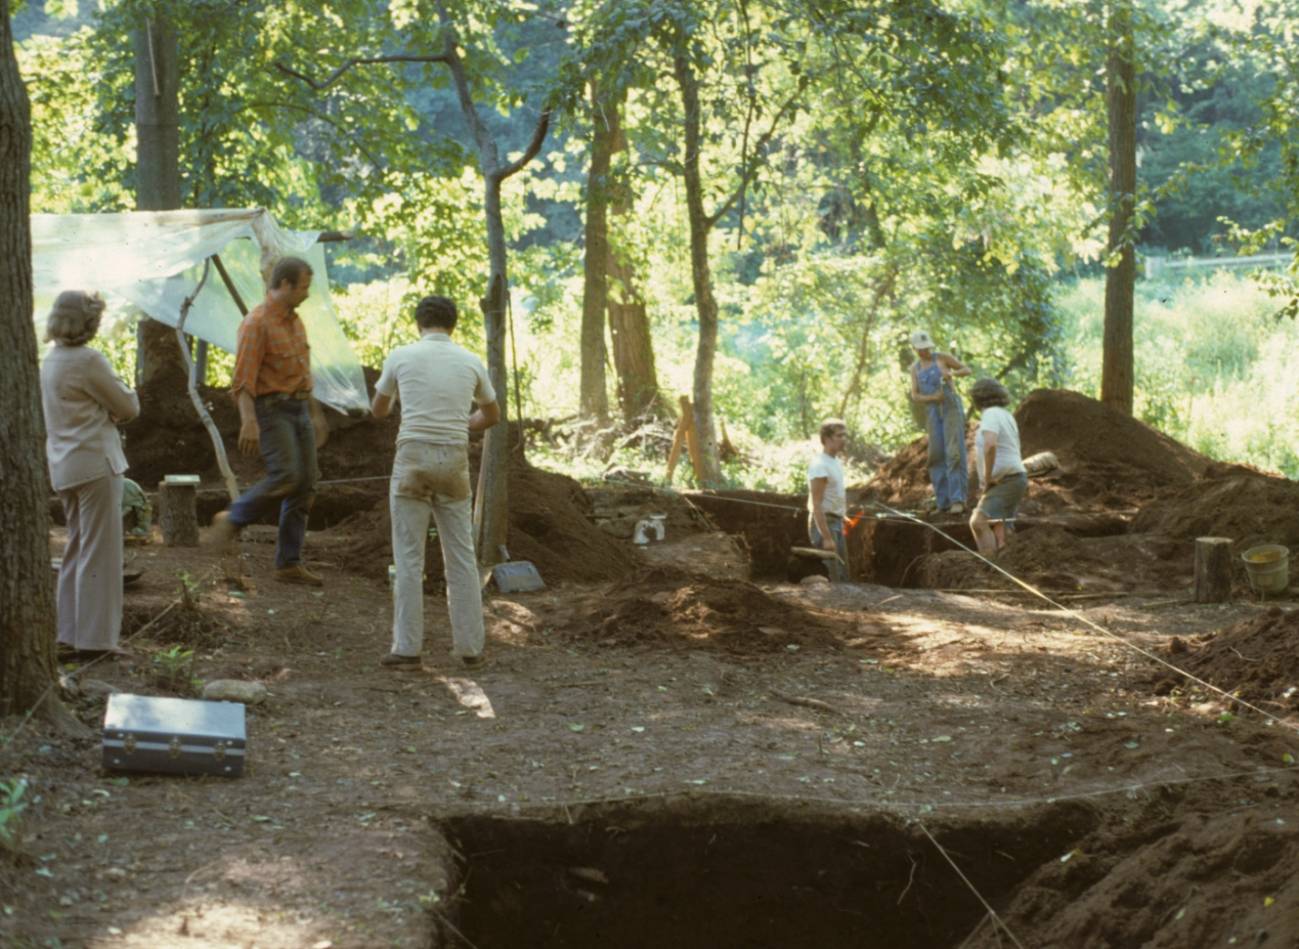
[102,694,247,777]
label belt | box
[258,390,311,402]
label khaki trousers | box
[389,442,484,659]
[57,473,124,651]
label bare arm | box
[236,389,259,457]
[981,430,999,489]
[940,353,972,378]
[809,476,834,550]
[371,391,394,419]
[469,400,500,433]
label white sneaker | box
[949,503,965,514]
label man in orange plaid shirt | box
[212,256,323,585]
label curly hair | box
[970,377,1011,410]
[45,290,106,346]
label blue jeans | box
[926,393,968,509]
[808,513,848,582]
[228,396,318,568]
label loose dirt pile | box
[567,568,850,654]
[1154,606,1299,707]
[1132,464,1299,554]
[335,456,638,585]
[911,526,1192,595]
[857,388,1212,516]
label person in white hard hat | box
[909,330,972,514]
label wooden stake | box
[665,410,688,483]
[1194,536,1234,603]
[680,395,704,481]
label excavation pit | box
[440,798,1096,949]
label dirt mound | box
[1132,467,1299,556]
[972,788,1299,949]
[857,389,1212,516]
[1153,606,1299,707]
[335,457,639,585]
[911,526,1191,594]
[568,567,845,654]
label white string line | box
[867,500,1299,736]
[443,763,1299,819]
[915,818,1027,949]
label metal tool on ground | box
[790,546,847,567]
[489,545,545,593]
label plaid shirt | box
[231,297,312,398]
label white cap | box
[910,330,935,350]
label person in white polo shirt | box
[370,295,500,668]
[968,378,1027,557]
[808,418,849,582]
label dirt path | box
[3,527,1298,948]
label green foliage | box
[150,644,200,696]
[0,777,29,854]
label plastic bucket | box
[1241,544,1290,595]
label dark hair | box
[970,378,1011,410]
[270,256,313,290]
[819,418,847,444]
[415,295,458,331]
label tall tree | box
[578,81,612,424]
[605,92,664,423]
[1101,0,1137,415]
[132,10,189,401]
[0,0,59,717]
[276,0,555,560]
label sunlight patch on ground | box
[438,676,496,718]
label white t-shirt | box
[807,452,846,517]
[975,406,1026,486]
[375,332,496,446]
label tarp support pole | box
[177,259,239,502]
[211,253,249,316]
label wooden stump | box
[1194,536,1233,603]
[158,476,200,547]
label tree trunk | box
[1101,0,1136,416]
[578,82,612,423]
[474,175,510,563]
[134,15,188,395]
[606,95,665,424]
[673,52,723,487]
[0,0,58,716]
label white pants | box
[57,474,124,651]
[389,442,484,658]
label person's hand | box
[238,419,260,457]
[821,535,837,552]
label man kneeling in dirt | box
[371,295,500,669]
[969,378,1027,558]
[808,419,849,582]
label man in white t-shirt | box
[968,378,1027,557]
[371,295,500,668]
[808,418,849,582]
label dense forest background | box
[13,0,1299,485]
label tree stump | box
[1194,536,1234,603]
[158,475,200,547]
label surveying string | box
[915,818,1027,949]
[867,500,1299,736]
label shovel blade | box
[492,560,545,593]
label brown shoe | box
[275,564,324,587]
[380,653,422,669]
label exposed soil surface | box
[5,390,1299,948]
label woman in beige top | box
[40,291,140,657]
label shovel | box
[791,546,848,567]
[488,545,545,593]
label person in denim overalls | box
[909,330,972,513]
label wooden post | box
[665,411,688,483]
[1194,536,1233,603]
[680,395,704,481]
[158,475,200,547]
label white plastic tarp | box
[31,209,369,414]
